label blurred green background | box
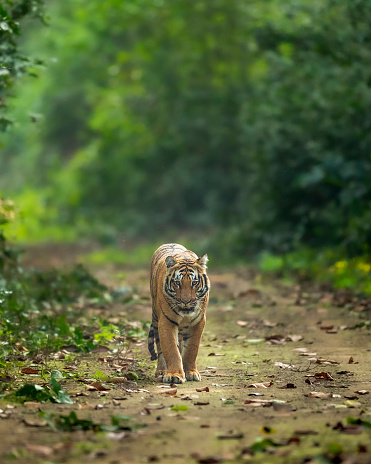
[1,0,371,288]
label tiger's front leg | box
[158,317,185,384]
[182,316,205,381]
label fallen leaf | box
[294,430,319,436]
[305,391,331,399]
[144,404,166,410]
[244,399,273,406]
[344,400,362,407]
[107,431,127,440]
[320,325,334,330]
[23,418,48,427]
[247,382,273,389]
[237,321,248,327]
[91,346,111,353]
[355,390,369,395]
[87,382,111,392]
[24,401,41,407]
[265,334,285,341]
[238,289,260,298]
[275,362,295,369]
[286,335,303,342]
[293,347,308,353]
[208,353,225,356]
[217,432,244,439]
[25,444,53,456]
[314,372,335,381]
[21,368,39,375]
[348,356,354,364]
[158,388,178,396]
[59,344,78,352]
[107,377,128,384]
[333,422,363,434]
[196,386,210,392]
[194,401,210,406]
[314,358,340,365]
[246,339,265,344]
[263,320,277,328]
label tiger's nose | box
[182,299,192,304]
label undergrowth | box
[0,225,149,367]
[259,248,371,294]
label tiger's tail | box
[148,323,158,361]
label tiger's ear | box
[165,256,177,268]
[197,254,208,269]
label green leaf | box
[171,405,188,411]
[347,416,371,428]
[250,437,283,452]
[50,377,73,404]
[328,443,343,456]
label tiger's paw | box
[163,372,185,384]
[185,370,201,382]
[155,370,165,382]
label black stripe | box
[190,312,202,324]
[161,309,179,326]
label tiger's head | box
[164,254,209,315]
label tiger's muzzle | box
[179,300,197,314]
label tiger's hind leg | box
[154,325,167,378]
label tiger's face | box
[164,255,209,315]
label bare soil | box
[1,252,370,464]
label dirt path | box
[1,263,370,464]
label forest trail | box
[0,253,370,464]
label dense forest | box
[1,0,371,269]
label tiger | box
[148,243,210,384]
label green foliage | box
[258,248,371,294]
[0,195,15,226]
[40,410,141,432]
[1,0,371,261]
[171,405,188,411]
[249,437,284,453]
[0,231,110,356]
[14,370,73,404]
[94,322,119,343]
[346,416,371,429]
[0,0,45,130]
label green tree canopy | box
[1,0,371,257]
